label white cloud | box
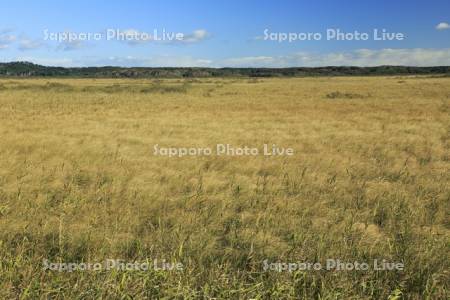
[220,48,450,67]
[100,55,213,67]
[58,39,85,51]
[14,55,213,68]
[12,48,450,68]
[114,28,210,46]
[180,29,210,43]
[436,22,450,30]
[0,29,16,49]
[18,38,43,51]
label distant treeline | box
[1,61,450,78]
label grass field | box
[0,77,449,299]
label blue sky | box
[1,0,449,67]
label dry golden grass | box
[0,77,449,299]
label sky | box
[0,0,449,67]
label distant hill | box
[1,61,449,78]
